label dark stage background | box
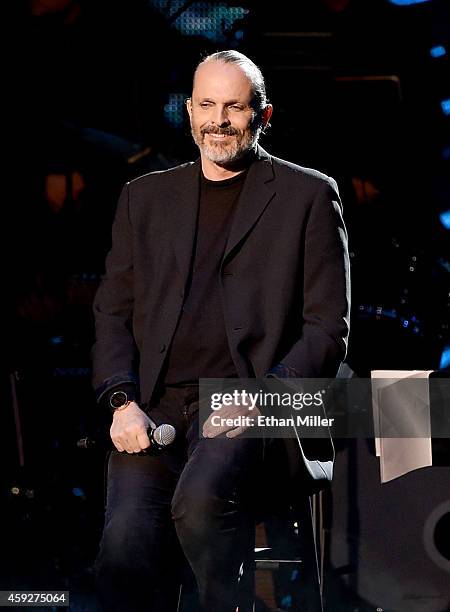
[3,1,449,610]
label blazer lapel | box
[165,147,275,280]
[222,146,275,265]
[166,159,201,285]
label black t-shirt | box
[163,169,248,385]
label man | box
[92,50,350,612]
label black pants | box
[95,385,270,612]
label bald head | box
[193,50,268,115]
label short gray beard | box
[192,125,261,165]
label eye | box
[199,102,213,109]
[229,105,244,112]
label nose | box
[211,105,230,127]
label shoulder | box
[270,154,338,194]
[126,160,197,194]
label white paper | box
[371,370,433,483]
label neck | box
[200,148,256,181]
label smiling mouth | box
[206,133,232,139]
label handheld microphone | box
[77,422,176,452]
[147,423,176,450]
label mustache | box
[201,126,240,136]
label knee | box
[171,480,235,541]
[172,482,214,521]
[96,508,151,572]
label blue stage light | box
[281,595,293,608]
[440,99,450,115]
[439,210,450,230]
[388,0,431,5]
[430,46,447,58]
[149,1,247,43]
[164,93,188,128]
[439,345,450,369]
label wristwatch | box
[110,390,132,412]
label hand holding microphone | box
[110,401,175,454]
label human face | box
[187,61,263,166]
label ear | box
[186,97,193,121]
[261,104,273,129]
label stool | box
[177,493,325,612]
[239,493,324,612]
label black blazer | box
[92,146,350,491]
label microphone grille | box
[153,423,176,447]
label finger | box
[118,435,136,454]
[112,439,125,452]
[147,416,157,430]
[117,426,144,453]
[203,427,220,438]
[137,429,151,450]
[203,422,235,438]
[202,422,218,437]
[127,428,146,453]
[110,427,126,452]
[202,416,215,438]
[226,425,249,439]
[202,410,233,437]
[129,433,142,454]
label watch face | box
[110,390,128,409]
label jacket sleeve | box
[269,177,350,379]
[91,183,140,403]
